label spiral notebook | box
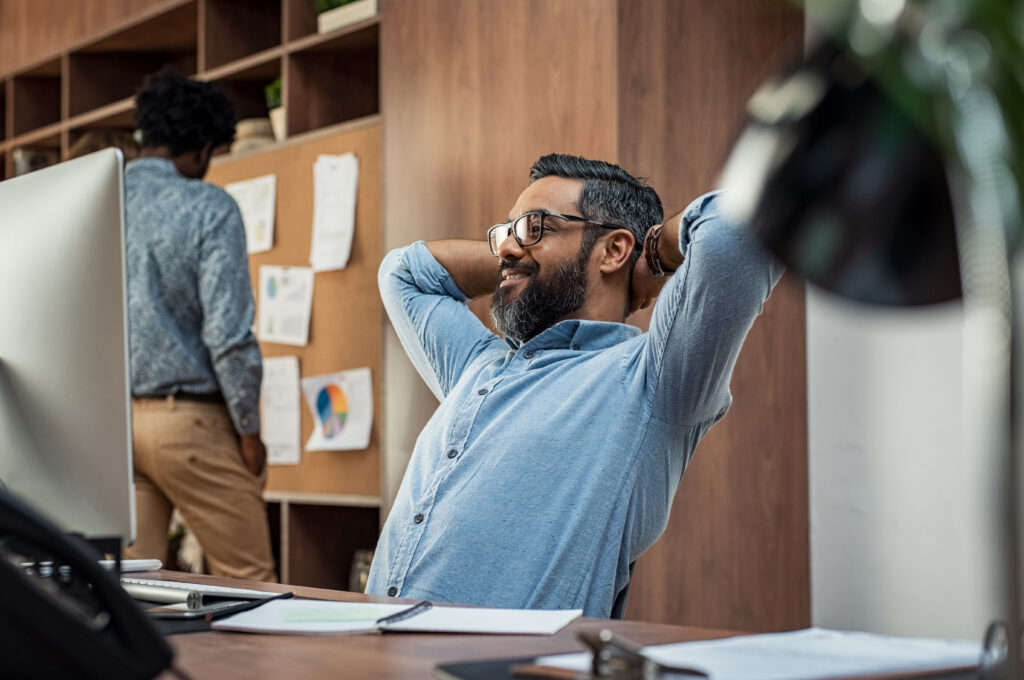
[211,598,581,636]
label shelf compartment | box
[285,504,379,589]
[287,15,379,53]
[67,3,198,117]
[67,50,198,118]
[7,123,61,177]
[10,59,62,137]
[202,0,282,71]
[203,49,283,122]
[284,0,319,41]
[78,0,198,54]
[286,23,379,137]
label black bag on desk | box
[0,491,173,680]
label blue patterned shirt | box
[367,192,783,617]
[124,158,261,435]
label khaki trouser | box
[124,396,276,582]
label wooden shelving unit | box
[0,0,380,178]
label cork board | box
[206,120,381,497]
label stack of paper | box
[534,627,980,680]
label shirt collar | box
[504,318,640,352]
[125,157,179,177]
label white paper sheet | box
[213,600,407,635]
[384,605,582,635]
[260,356,301,465]
[300,367,372,451]
[534,627,980,680]
[211,599,581,636]
[225,174,276,254]
[257,266,314,347]
[310,153,358,272]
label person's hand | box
[629,225,674,314]
[239,433,267,476]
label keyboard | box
[121,576,281,606]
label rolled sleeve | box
[379,241,499,400]
[643,191,784,427]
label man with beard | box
[367,154,782,617]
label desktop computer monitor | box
[0,148,134,551]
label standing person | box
[367,154,782,617]
[122,67,275,582]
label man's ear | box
[597,230,636,275]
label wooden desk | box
[151,572,737,679]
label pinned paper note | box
[261,356,301,465]
[310,153,358,271]
[257,266,314,346]
[301,368,372,451]
[225,174,276,254]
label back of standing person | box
[122,67,275,581]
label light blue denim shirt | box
[124,157,261,435]
[367,191,783,617]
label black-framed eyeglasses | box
[487,210,625,257]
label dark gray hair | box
[528,153,664,262]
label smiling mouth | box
[500,270,531,286]
[498,264,535,287]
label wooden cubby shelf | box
[263,492,381,589]
[203,0,281,70]
[10,58,61,137]
[0,0,380,177]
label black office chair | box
[609,561,637,620]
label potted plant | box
[314,0,355,11]
[265,76,285,142]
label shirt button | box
[447,449,458,459]
[413,513,424,524]
[387,586,397,596]
[573,344,581,350]
[524,351,534,359]
[477,387,489,395]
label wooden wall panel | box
[614,1,809,631]
[382,0,618,250]
[0,0,166,73]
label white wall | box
[807,288,1005,639]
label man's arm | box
[197,201,266,474]
[380,240,503,401]
[637,191,784,428]
[629,209,686,313]
[424,239,501,299]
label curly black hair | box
[133,66,236,156]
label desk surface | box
[151,572,736,679]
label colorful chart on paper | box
[316,384,349,438]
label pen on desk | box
[376,600,433,626]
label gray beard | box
[490,250,589,343]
